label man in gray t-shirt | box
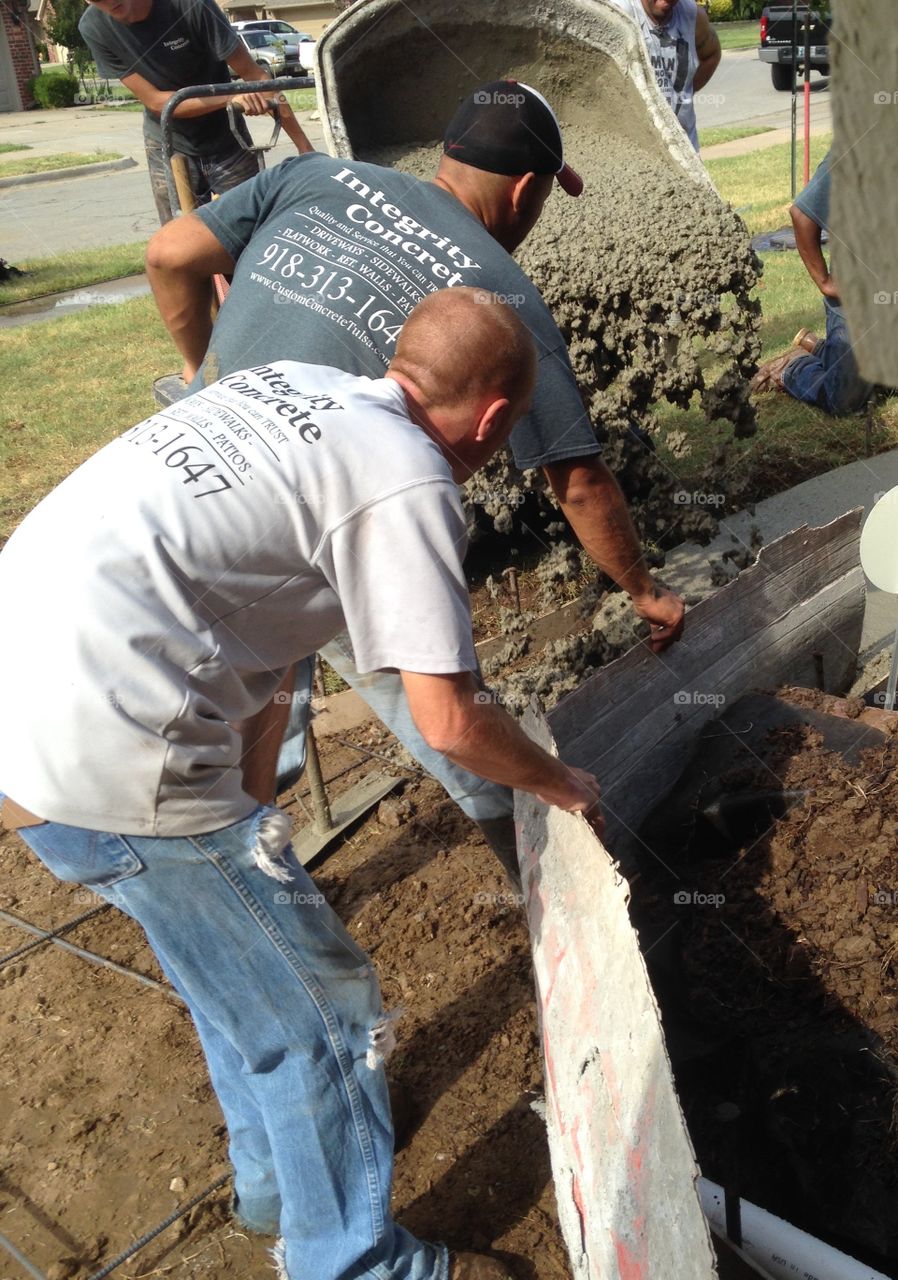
[79,0,313,222]
[147,81,686,877]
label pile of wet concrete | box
[368,128,761,706]
[370,127,759,546]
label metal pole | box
[790,0,799,198]
[0,908,183,1001]
[303,722,333,832]
[803,12,812,186]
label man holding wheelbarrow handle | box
[80,0,314,223]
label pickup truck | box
[758,5,830,91]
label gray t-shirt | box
[0,362,475,836]
[793,151,831,231]
[79,0,238,157]
[194,153,600,471]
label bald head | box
[390,287,537,417]
[386,288,538,481]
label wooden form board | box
[516,719,718,1280]
[547,513,866,875]
[513,514,867,1278]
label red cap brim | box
[556,163,583,197]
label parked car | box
[758,5,830,91]
[232,30,288,77]
[231,23,315,77]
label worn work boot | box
[749,347,805,395]
[450,1252,518,1280]
[793,326,823,356]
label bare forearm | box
[239,669,295,804]
[791,206,829,290]
[545,458,654,597]
[693,51,721,93]
[402,672,597,811]
[276,101,315,153]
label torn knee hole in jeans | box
[366,1007,403,1070]
[252,808,294,883]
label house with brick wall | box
[1,0,40,111]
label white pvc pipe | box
[698,1178,891,1280]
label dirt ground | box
[5,681,898,1279]
[633,689,898,1276]
[0,723,569,1280]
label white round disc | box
[860,486,898,593]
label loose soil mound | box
[634,692,898,1273]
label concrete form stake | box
[503,566,521,612]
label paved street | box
[695,47,831,132]
[0,49,832,261]
[0,106,325,259]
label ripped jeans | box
[11,804,448,1280]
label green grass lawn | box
[652,132,898,501]
[0,142,30,155]
[0,296,171,539]
[705,133,832,235]
[1,129,894,544]
[713,20,758,51]
[0,150,122,178]
[699,124,775,149]
[0,242,147,307]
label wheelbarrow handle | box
[159,76,314,217]
[226,97,282,154]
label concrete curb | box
[0,155,136,190]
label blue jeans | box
[781,298,874,416]
[145,127,261,224]
[277,632,514,823]
[10,801,447,1280]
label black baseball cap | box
[443,80,583,197]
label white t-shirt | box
[0,363,476,836]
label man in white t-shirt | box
[0,289,599,1280]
